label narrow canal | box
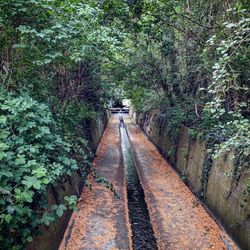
[120,118,158,250]
[59,115,238,250]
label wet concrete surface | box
[125,117,239,250]
[120,125,157,249]
[59,116,132,250]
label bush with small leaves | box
[0,89,89,249]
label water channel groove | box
[120,120,158,250]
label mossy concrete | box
[185,139,205,193]
[176,126,189,174]
[207,153,250,250]
[89,111,109,152]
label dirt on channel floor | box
[59,116,132,250]
[59,115,238,250]
[125,116,239,250]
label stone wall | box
[136,111,250,250]
[27,112,109,250]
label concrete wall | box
[27,112,108,250]
[136,111,250,250]
[89,111,109,152]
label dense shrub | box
[0,90,89,248]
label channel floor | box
[59,115,238,250]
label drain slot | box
[120,123,158,250]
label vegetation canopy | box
[0,0,249,248]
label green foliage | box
[0,1,126,247]
[203,10,250,159]
[86,167,120,199]
[0,90,89,248]
[0,0,123,108]
[100,1,249,201]
[110,1,249,177]
[0,0,249,247]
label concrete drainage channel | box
[58,116,238,250]
[120,121,158,250]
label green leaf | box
[56,204,67,217]
[13,44,27,49]
[0,142,8,150]
[0,116,7,124]
[51,204,58,211]
[0,171,13,178]
[32,167,47,178]
[14,155,26,165]
[33,180,41,189]
[40,212,55,226]
[7,206,15,214]
[0,104,10,110]
[4,214,12,223]
[26,236,33,242]
[22,176,41,189]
